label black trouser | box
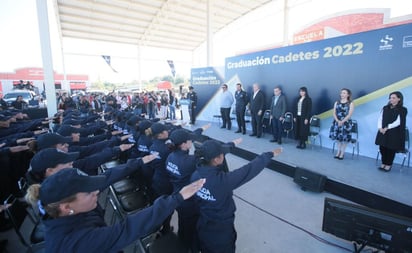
[251,112,262,137]
[189,104,196,124]
[177,199,199,252]
[380,146,396,165]
[271,117,283,141]
[197,218,236,253]
[236,107,246,132]
[220,107,231,129]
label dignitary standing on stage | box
[188,86,198,125]
[219,84,234,130]
[375,91,407,172]
[249,83,265,138]
[269,86,287,144]
[234,83,248,135]
[329,88,355,160]
[294,86,312,149]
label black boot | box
[296,140,302,149]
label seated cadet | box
[25,168,205,252]
[191,140,282,253]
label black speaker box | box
[293,167,327,192]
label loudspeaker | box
[293,167,327,192]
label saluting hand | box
[272,147,283,157]
[119,143,134,151]
[232,138,242,146]
[201,123,211,131]
[141,153,157,164]
[180,178,206,200]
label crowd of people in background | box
[56,88,181,121]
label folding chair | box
[261,110,271,136]
[348,119,359,158]
[309,116,322,148]
[3,194,45,253]
[282,112,294,139]
[136,230,189,253]
[17,177,40,224]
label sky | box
[0,0,411,83]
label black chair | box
[376,127,410,168]
[17,177,40,223]
[261,110,271,136]
[349,119,359,158]
[282,112,294,139]
[309,115,322,148]
[136,230,189,253]
[99,160,149,224]
[3,194,45,253]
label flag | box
[102,55,118,73]
[167,60,176,77]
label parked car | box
[3,90,38,108]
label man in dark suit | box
[249,83,265,138]
[269,86,287,144]
[234,83,248,134]
[188,86,197,125]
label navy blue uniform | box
[150,139,173,197]
[234,89,248,133]
[166,148,200,250]
[191,152,273,253]
[43,193,184,253]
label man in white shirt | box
[219,84,234,130]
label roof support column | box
[36,0,57,118]
[207,0,214,66]
[137,45,142,91]
[283,0,290,46]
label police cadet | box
[187,86,198,125]
[146,122,177,234]
[25,168,205,253]
[191,139,282,253]
[26,147,142,185]
[166,124,210,251]
[234,83,248,134]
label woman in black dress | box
[294,87,312,149]
[375,91,407,172]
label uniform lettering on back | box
[196,187,216,201]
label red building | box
[0,67,89,94]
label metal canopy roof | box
[55,0,272,51]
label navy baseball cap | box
[37,133,70,150]
[30,148,79,175]
[40,168,106,205]
[200,140,226,161]
[57,125,80,136]
[170,129,195,146]
[150,123,167,135]
[127,115,142,126]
